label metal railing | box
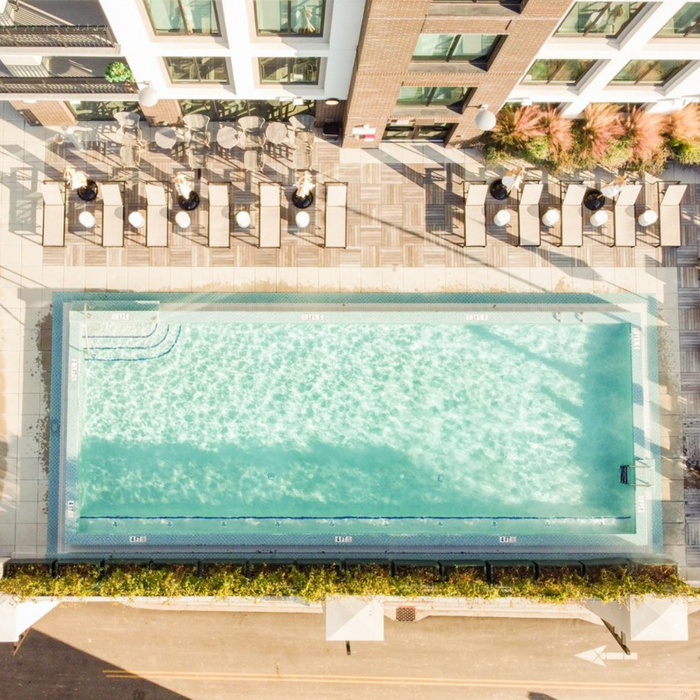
[0,77,137,94]
[0,24,116,48]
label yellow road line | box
[102,669,700,692]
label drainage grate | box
[395,606,416,622]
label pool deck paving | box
[0,102,697,579]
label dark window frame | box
[396,85,472,110]
[165,56,229,83]
[143,0,221,36]
[411,33,502,66]
[555,1,645,38]
[254,0,325,37]
[523,58,596,85]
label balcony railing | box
[0,77,137,94]
[0,25,116,48]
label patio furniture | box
[518,183,543,246]
[638,209,658,227]
[216,126,239,150]
[493,209,511,227]
[155,127,178,150]
[560,183,586,247]
[145,183,168,247]
[590,210,608,227]
[658,183,688,247]
[244,148,264,172]
[41,182,65,247]
[295,211,310,229]
[463,183,488,247]
[208,184,230,248]
[79,211,95,229]
[613,184,642,247]
[114,111,142,144]
[184,114,211,171]
[265,121,289,145]
[175,211,191,229]
[101,183,124,247]
[289,114,316,132]
[259,183,281,248]
[128,211,145,229]
[238,116,266,148]
[584,188,605,211]
[120,140,142,168]
[325,183,347,248]
[542,209,560,227]
[236,211,251,229]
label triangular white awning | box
[325,597,384,641]
[585,596,688,642]
[0,595,59,643]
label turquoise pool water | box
[66,308,636,544]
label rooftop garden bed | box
[0,561,695,603]
[484,103,700,174]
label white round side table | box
[590,210,609,227]
[236,211,251,228]
[295,211,310,229]
[541,209,560,227]
[128,211,145,229]
[493,209,511,227]
[175,211,191,229]
[79,211,95,228]
[637,209,658,227]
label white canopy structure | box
[0,595,59,643]
[325,597,384,642]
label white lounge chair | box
[145,183,168,247]
[259,183,281,248]
[613,184,642,247]
[41,182,65,247]
[208,184,230,248]
[325,183,347,248]
[560,183,586,247]
[518,183,543,246]
[463,183,488,247]
[101,183,124,247]
[659,183,687,247]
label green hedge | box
[0,563,696,603]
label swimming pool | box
[50,293,661,556]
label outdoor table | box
[265,121,288,145]
[78,211,95,228]
[584,188,605,211]
[128,211,145,228]
[175,211,191,229]
[236,211,251,228]
[216,126,239,150]
[295,211,310,228]
[155,127,178,150]
[590,210,609,227]
[493,209,511,227]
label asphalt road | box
[0,603,698,700]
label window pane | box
[288,57,319,83]
[145,0,218,34]
[452,34,499,61]
[165,57,198,81]
[413,34,454,59]
[522,59,594,84]
[260,57,320,83]
[397,87,432,105]
[430,86,468,107]
[612,59,687,84]
[198,57,228,82]
[658,3,700,36]
[556,2,645,37]
[256,0,324,35]
[384,124,415,140]
[260,57,289,82]
[256,0,289,33]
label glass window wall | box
[522,59,595,84]
[144,0,219,35]
[611,59,688,84]
[255,0,324,35]
[165,57,228,82]
[412,33,501,64]
[259,57,320,83]
[657,3,700,36]
[397,86,470,109]
[555,2,645,37]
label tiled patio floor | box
[0,102,698,578]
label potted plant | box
[104,61,135,83]
[292,170,315,208]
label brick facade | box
[343,0,572,148]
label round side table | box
[590,210,609,227]
[216,126,239,150]
[155,127,178,150]
[235,211,251,229]
[128,211,145,229]
[265,121,289,145]
[175,211,191,229]
[541,209,560,227]
[295,211,310,229]
[638,209,658,227]
[78,211,95,228]
[493,209,511,227]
